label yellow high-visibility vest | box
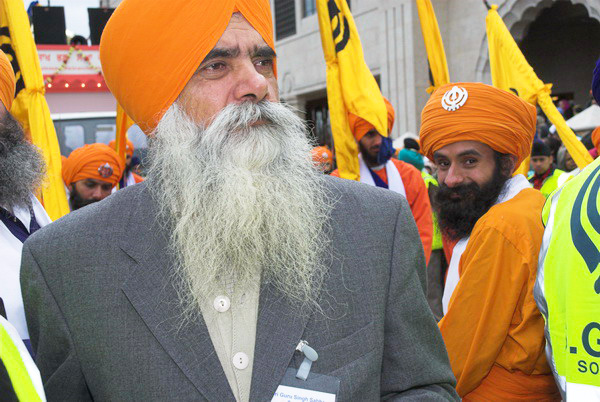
[535,157,600,399]
[421,171,442,251]
[528,168,570,198]
[0,317,44,401]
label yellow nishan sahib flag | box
[317,0,388,181]
[416,0,450,93]
[486,4,592,173]
[1,0,69,219]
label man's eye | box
[436,161,449,169]
[465,158,477,165]
[204,62,226,71]
[255,58,273,67]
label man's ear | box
[68,184,74,192]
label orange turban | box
[420,82,536,168]
[100,0,275,134]
[348,98,395,142]
[0,50,15,112]
[62,143,124,187]
[108,139,134,157]
[311,146,333,165]
[592,126,600,150]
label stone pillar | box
[379,0,418,139]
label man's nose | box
[91,187,104,200]
[233,62,269,103]
[443,166,464,188]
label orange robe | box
[438,188,559,400]
[331,159,433,263]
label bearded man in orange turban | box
[20,2,458,400]
[108,138,144,187]
[61,143,124,210]
[332,98,433,264]
[420,82,560,400]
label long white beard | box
[146,101,332,319]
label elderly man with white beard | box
[20,1,458,400]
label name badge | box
[272,368,340,402]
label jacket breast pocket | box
[308,320,378,374]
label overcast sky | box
[30,0,101,38]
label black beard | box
[434,162,510,241]
[358,141,378,166]
[0,113,46,207]
[69,185,100,211]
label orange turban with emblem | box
[0,50,15,112]
[108,139,134,157]
[592,126,600,150]
[311,146,333,165]
[347,98,395,142]
[420,82,536,168]
[62,143,124,187]
[100,0,275,134]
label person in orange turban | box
[62,143,124,211]
[108,138,143,187]
[420,82,559,400]
[0,50,16,113]
[20,1,459,400]
[332,97,434,266]
[311,145,333,173]
[100,0,275,134]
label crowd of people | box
[0,0,599,400]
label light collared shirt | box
[0,194,51,340]
[199,275,261,402]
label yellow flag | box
[316,0,388,181]
[115,102,134,164]
[486,4,593,173]
[416,0,450,94]
[0,0,69,219]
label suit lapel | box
[119,185,235,401]
[249,282,313,400]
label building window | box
[303,0,351,17]
[303,0,317,17]
[275,0,296,40]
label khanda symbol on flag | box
[327,0,349,53]
[571,163,600,295]
[0,26,24,95]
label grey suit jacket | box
[21,176,458,401]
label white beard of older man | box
[19,2,458,401]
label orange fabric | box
[108,138,134,157]
[420,82,536,168]
[100,0,275,134]
[331,159,433,264]
[592,126,600,150]
[311,146,333,165]
[0,50,15,111]
[439,188,556,398]
[463,365,559,401]
[132,172,144,183]
[62,144,124,187]
[347,98,395,142]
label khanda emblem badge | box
[570,163,600,294]
[327,0,350,53]
[441,86,469,112]
[97,163,114,178]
